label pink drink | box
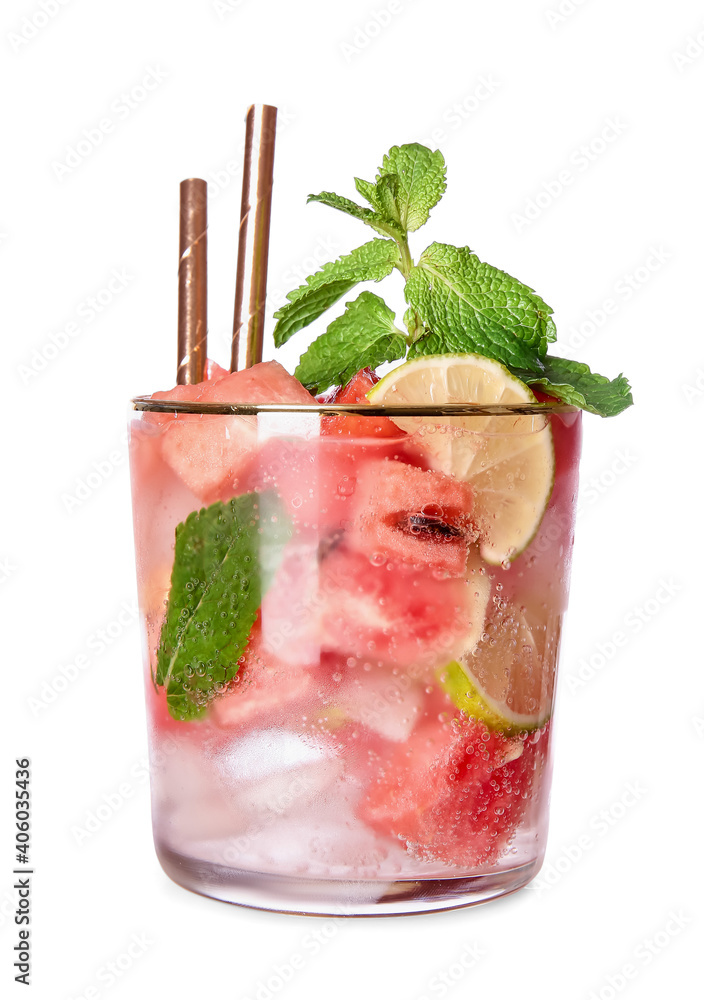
[129,362,581,914]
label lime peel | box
[440,660,549,735]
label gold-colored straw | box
[177,178,208,384]
[231,104,278,371]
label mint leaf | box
[306,191,403,238]
[405,243,552,370]
[156,493,291,720]
[403,305,424,341]
[280,141,632,419]
[273,239,402,347]
[355,173,403,229]
[508,356,634,417]
[377,144,446,231]
[294,291,406,393]
[373,174,402,225]
[354,176,377,206]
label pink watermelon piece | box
[158,361,316,501]
[195,361,315,405]
[348,458,475,577]
[361,715,549,868]
[317,544,483,672]
[208,621,319,731]
[205,359,230,381]
[321,368,405,439]
[236,434,412,539]
[149,356,229,408]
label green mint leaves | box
[272,142,632,417]
[376,144,447,231]
[273,239,401,347]
[306,192,404,239]
[507,357,633,417]
[306,143,446,240]
[405,243,555,370]
[295,291,407,393]
[155,493,290,720]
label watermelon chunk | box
[348,458,475,577]
[321,368,405,439]
[209,622,319,731]
[149,356,229,406]
[317,544,488,673]
[236,433,412,538]
[158,361,316,501]
[361,716,549,868]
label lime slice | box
[439,602,557,733]
[368,354,555,564]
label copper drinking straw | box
[177,178,208,384]
[231,104,278,371]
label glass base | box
[155,841,542,916]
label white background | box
[3,1,703,998]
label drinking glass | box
[129,397,581,915]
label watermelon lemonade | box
[129,140,631,912]
[129,355,582,913]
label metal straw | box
[177,178,208,384]
[231,104,278,371]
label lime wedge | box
[368,354,554,564]
[439,602,557,733]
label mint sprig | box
[272,142,633,417]
[295,291,406,394]
[155,492,291,720]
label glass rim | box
[131,395,579,417]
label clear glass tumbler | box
[128,396,581,915]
